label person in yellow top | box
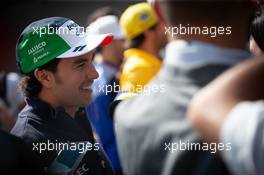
[119,2,167,93]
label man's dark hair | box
[128,23,158,48]
[251,12,264,51]
[159,1,255,26]
[87,6,120,25]
[19,59,60,99]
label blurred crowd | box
[1,0,264,175]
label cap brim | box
[57,34,113,58]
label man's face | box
[101,39,125,66]
[110,39,125,64]
[153,22,167,50]
[51,52,99,108]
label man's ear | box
[151,0,167,26]
[34,69,54,88]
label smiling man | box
[11,17,114,175]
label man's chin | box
[80,97,92,106]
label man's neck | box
[64,107,78,118]
[138,43,160,59]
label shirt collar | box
[164,40,251,69]
[24,98,79,120]
[124,48,161,67]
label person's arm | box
[187,56,264,143]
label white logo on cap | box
[33,51,50,63]
[28,41,46,56]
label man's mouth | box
[80,80,94,92]
[80,86,93,92]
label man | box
[187,57,264,175]
[87,6,121,64]
[119,2,167,93]
[11,17,114,175]
[87,14,124,174]
[114,0,254,175]
[87,15,124,98]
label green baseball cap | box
[16,17,113,74]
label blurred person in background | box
[0,98,14,132]
[87,6,121,64]
[114,0,254,174]
[87,11,125,175]
[188,57,264,175]
[0,71,25,131]
[118,2,167,94]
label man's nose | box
[88,63,99,80]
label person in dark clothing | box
[11,16,114,175]
[0,129,46,175]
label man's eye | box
[76,63,86,68]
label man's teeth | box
[82,87,91,90]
